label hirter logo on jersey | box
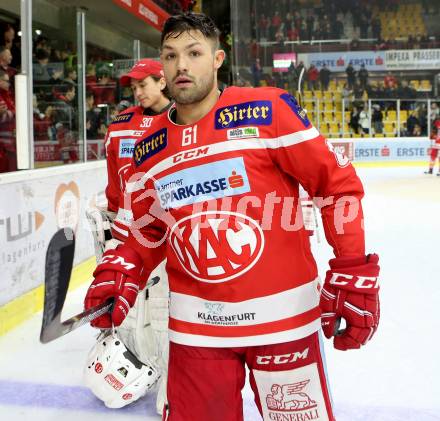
[169,211,265,283]
[154,157,250,209]
[134,128,167,166]
[215,101,272,129]
[279,93,310,128]
[111,112,134,124]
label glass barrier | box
[84,24,134,162]
[0,7,19,173]
[32,3,80,168]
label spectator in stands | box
[430,102,440,123]
[86,64,97,90]
[358,64,369,91]
[251,58,263,87]
[53,83,77,132]
[306,10,315,40]
[1,23,15,50]
[359,105,370,135]
[346,62,356,90]
[384,72,397,89]
[319,64,331,91]
[406,111,420,136]
[92,66,116,105]
[0,69,16,172]
[33,94,52,141]
[349,105,361,134]
[86,91,101,140]
[371,16,381,40]
[371,104,383,134]
[0,46,16,86]
[64,67,77,85]
[397,80,417,110]
[342,83,353,110]
[307,64,319,90]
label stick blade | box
[40,228,75,343]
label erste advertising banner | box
[299,49,440,71]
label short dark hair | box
[161,12,220,49]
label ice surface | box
[1,166,439,420]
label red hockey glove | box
[319,254,380,351]
[84,245,144,328]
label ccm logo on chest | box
[134,128,167,166]
[329,273,379,289]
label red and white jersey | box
[430,124,440,149]
[124,86,365,348]
[104,105,157,211]
[104,105,164,240]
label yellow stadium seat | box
[313,91,322,99]
[335,111,343,122]
[386,111,397,122]
[324,102,334,112]
[399,110,408,122]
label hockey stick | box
[40,228,159,343]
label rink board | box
[0,161,106,335]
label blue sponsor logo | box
[119,139,136,158]
[134,128,167,167]
[215,101,272,129]
[279,93,310,128]
[155,157,250,209]
[111,112,134,124]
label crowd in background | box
[1,0,440,172]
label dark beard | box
[170,77,214,105]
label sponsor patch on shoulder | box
[134,128,167,167]
[119,139,136,158]
[111,112,134,124]
[227,126,259,140]
[279,93,310,128]
[215,101,272,129]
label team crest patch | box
[227,127,259,140]
[119,139,136,158]
[134,128,167,167]
[279,93,310,128]
[111,112,134,124]
[215,101,272,129]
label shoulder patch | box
[215,101,272,129]
[279,93,310,128]
[119,139,136,158]
[134,128,167,167]
[111,112,134,125]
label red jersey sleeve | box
[104,132,120,213]
[268,90,365,257]
[123,165,168,274]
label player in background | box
[85,13,381,421]
[84,59,172,415]
[425,119,440,175]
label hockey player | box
[84,59,172,414]
[84,13,381,421]
[425,119,440,175]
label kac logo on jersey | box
[279,93,310,128]
[111,112,134,124]
[154,157,250,209]
[119,139,136,158]
[215,101,272,130]
[134,128,167,167]
[169,211,265,283]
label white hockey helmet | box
[83,331,160,408]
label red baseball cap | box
[120,59,164,86]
